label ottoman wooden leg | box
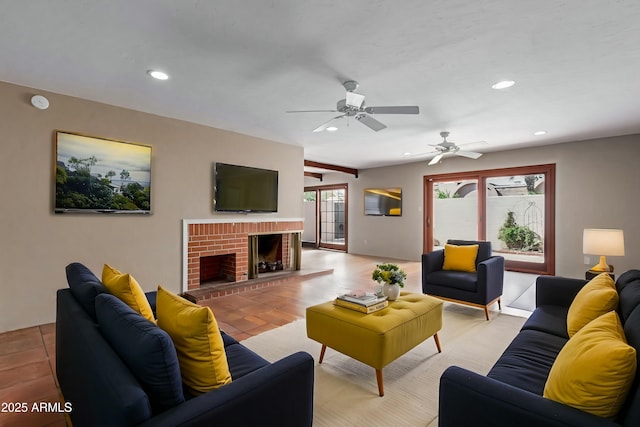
[319,344,327,364]
[375,369,384,397]
[433,333,442,353]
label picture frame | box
[54,131,152,214]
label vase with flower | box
[372,263,406,301]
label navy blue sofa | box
[439,270,640,427]
[56,263,314,427]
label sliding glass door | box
[303,184,348,252]
[424,164,555,275]
[430,178,479,249]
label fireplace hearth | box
[183,219,303,292]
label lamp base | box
[590,255,613,272]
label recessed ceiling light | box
[326,126,338,132]
[533,130,547,136]
[147,70,169,80]
[403,152,412,156]
[491,80,515,90]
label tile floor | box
[0,249,536,427]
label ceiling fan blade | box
[457,140,488,147]
[406,150,438,158]
[456,150,483,159]
[364,106,420,114]
[286,109,338,113]
[428,153,444,165]
[355,114,387,132]
[345,92,365,108]
[312,115,344,132]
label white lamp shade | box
[583,229,625,256]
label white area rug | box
[241,306,526,426]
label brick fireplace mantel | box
[182,218,304,292]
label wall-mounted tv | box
[364,187,402,216]
[214,163,278,213]
[55,131,152,214]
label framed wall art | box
[54,131,152,214]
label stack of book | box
[334,293,388,314]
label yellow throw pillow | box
[156,285,232,395]
[544,311,636,419]
[442,244,479,272]
[101,264,155,323]
[566,273,618,337]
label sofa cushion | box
[101,264,156,323]
[224,343,270,380]
[617,270,640,293]
[544,311,637,419]
[621,307,640,424]
[221,331,239,347]
[566,273,618,337]
[443,244,479,272]
[619,279,640,323]
[65,262,108,321]
[156,286,232,396]
[94,293,185,414]
[520,305,569,338]
[487,329,567,395]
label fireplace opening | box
[258,234,283,273]
[200,254,236,285]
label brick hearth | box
[182,218,303,292]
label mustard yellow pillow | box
[442,244,479,272]
[101,264,155,322]
[544,311,636,419]
[156,286,232,395]
[567,273,618,337]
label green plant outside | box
[497,211,542,252]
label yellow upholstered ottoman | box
[306,292,443,396]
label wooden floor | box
[0,250,423,427]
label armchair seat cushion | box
[487,329,567,395]
[426,270,478,292]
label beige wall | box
[0,81,304,333]
[305,134,640,278]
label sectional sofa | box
[439,270,640,426]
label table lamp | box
[583,228,625,272]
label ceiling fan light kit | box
[491,80,515,89]
[287,80,420,132]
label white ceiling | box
[2,1,640,170]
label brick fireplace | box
[182,218,303,292]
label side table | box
[585,270,615,281]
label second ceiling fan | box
[287,80,420,132]
[414,131,486,165]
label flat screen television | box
[54,131,152,214]
[214,163,278,213]
[364,187,402,216]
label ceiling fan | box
[418,131,486,165]
[286,80,419,132]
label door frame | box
[423,164,555,275]
[304,183,349,252]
